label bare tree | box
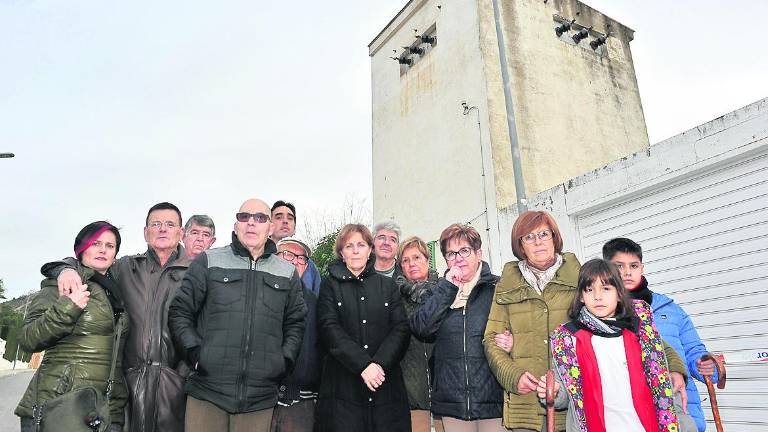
[297,194,372,249]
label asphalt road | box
[0,369,34,432]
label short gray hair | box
[184,214,216,236]
[373,220,401,240]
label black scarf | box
[90,270,124,316]
[628,276,653,305]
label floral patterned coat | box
[549,300,681,432]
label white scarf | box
[518,254,563,295]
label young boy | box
[603,238,717,432]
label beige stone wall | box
[370,0,504,268]
[477,0,649,208]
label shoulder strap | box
[105,313,125,400]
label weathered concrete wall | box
[477,0,649,208]
[498,97,768,262]
[370,0,504,268]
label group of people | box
[14,199,718,432]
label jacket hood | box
[327,254,376,280]
[230,231,277,260]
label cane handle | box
[546,369,555,432]
[701,352,726,389]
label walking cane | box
[546,369,556,432]
[700,353,727,432]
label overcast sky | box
[2,0,767,299]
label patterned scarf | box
[576,307,635,337]
[518,254,563,294]
[550,300,679,432]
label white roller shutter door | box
[575,150,768,431]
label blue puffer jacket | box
[410,262,502,420]
[652,291,717,432]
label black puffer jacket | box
[395,270,438,411]
[409,262,503,420]
[315,257,411,432]
[168,234,307,413]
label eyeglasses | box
[445,247,473,261]
[520,229,554,244]
[235,212,270,223]
[276,250,308,265]
[148,221,178,229]
[375,234,398,244]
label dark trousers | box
[185,396,274,432]
[270,399,316,432]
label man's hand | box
[671,371,688,414]
[361,363,386,392]
[57,268,85,297]
[66,283,90,309]
[494,330,513,353]
[697,357,716,377]
[536,374,560,400]
[517,371,539,394]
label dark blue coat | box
[410,262,503,420]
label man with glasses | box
[271,237,320,432]
[372,220,402,278]
[182,214,216,259]
[169,198,307,432]
[271,200,322,296]
[43,202,192,432]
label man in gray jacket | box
[169,198,307,432]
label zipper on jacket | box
[462,306,470,418]
[424,342,432,408]
[237,259,256,410]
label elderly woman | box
[483,211,688,432]
[316,224,411,432]
[15,221,128,432]
[410,224,504,432]
[395,236,443,432]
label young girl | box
[536,259,680,432]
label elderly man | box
[271,200,321,296]
[270,237,320,432]
[372,220,402,277]
[182,214,216,259]
[43,202,192,432]
[169,199,307,432]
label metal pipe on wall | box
[490,0,528,214]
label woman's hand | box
[536,374,560,399]
[494,330,514,353]
[446,266,463,285]
[517,371,539,394]
[670,371,688,414]
[66,283,90,309]
[361,363,386,392]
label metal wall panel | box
[575,151,768,430]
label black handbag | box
[32,313,125,432]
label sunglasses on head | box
[235,212,270,223]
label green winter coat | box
[15,264,129,425]
[483,253,689,430]
[483,252,581,431]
